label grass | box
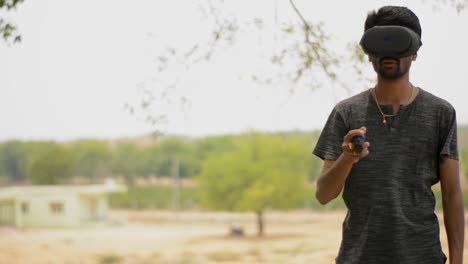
[96,253,123,264]
[245,247,263,262]
[109,185,198,210]
[246,247,261,257]
[205,250,243,262]
[272,247,296,255]
[150,251,161,259]
[109,183,468,211]
[109,185,347,211]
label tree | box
[71,140,113,182]
[26,143,76,185]
[0,0,23,44]
[460,146,468,184]
[0,141,28,183]
[196,132,310,236]
[128,0,467,130]
[153,138,199,178]
[111,143,144,183]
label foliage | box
[205,250,242,262]
[71,140,113,182]
[108,184,468,211]
[197,132,310,211]
[196,132,312,235]
[96,253,123,264]
[461,148,468,181]
[0,134,237,185]
[149,138,199,178]
[0,140,28,182]
[109,185,198,210]
[25,142,76,184]
[129,0,468,128]
[110,143,145,182]
[193,135,235,161]
[0,0,23,44]
[459,127,468,183]
[1,128,466,198]
[430,0,468,12]
[128,1,347,126]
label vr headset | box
[360,26,422,58]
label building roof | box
[0,183,127,200]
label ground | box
[0,210,466,264]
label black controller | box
[351,135,366,152]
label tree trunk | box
[256,210,264,237]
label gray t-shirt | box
[313,88,458,264]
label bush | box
[109,185,198,210]
[96,253,123,264]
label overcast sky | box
[1,0,468,141]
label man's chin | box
[378,69,404,80]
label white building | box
[0,183,126,228]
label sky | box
[1,0,468,141]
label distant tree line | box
[2,128,468,187]
[0,131,323,185]
[2,129,467,236]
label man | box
[313,6,464,264]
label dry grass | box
[96,253,124,264]
[0,210,466,264]
[205,250,242,262]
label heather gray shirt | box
[313,88,458,264]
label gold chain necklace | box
[373,84,414,124]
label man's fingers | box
[356,142,371,155]
[361,148,370,157]
[342,127,369,163]
[343,127,366,143]
[362,142,370,149]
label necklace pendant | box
[383,119,387,124]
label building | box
[0,183,126,228]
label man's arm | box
[439,157,464,264]
[315,127,369,204]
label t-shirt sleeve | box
[438,104,458,160]
[313,106,348,160]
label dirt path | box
[0,210,466,264]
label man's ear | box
[412,53,418,61]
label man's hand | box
[316,127,370,204]
[440,158,464,264]
[342,127,370,164]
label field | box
[0,210,467,264]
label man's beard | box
[373,57,408,80]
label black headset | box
[360,26,422,58]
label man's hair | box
[364,6,422,39]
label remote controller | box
[351,135,366,152]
